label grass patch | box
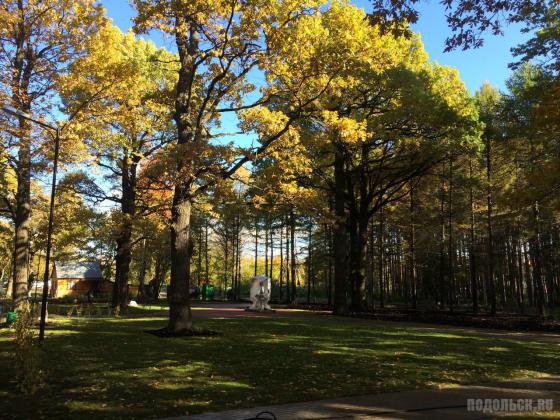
[0,307,559,419]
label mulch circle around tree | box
[145,327,219,338]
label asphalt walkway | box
[179,376,560,419]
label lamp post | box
[1,106,59,342]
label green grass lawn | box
[0,308,559,419]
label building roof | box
[55,261,103,280]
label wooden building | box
[51,261,112,298]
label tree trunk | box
[167,189,193,333]
[523,241,533,306]
[378,205,385,309]
[438,168,446,309]
[285,216,291,303]
[112,155,137,309]
[409,187,417,309]
[333,148,348,315]
[254,217,259,276]
[532,202,547,317]
[11,12,33,309]
[235,217,242,300]
[152,255,163,300]
[197,219,203,286]
[469,158,478,313]
[6,248,14,299]
[270,221,274,282]
[279,221,284,302]
[448,155,455,311]
[168,22,196,331]
[348,214,368,312]
[138,238,148,298]
[485,136,496,315]
[516,238,525,314]
[307,222,312,304]
[327,225,333,306]
[205,219,209,283]
[290,209,297,303]
[265,217,269,278]
[224,226,229,297]
[13,120,31,309]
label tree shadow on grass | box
[0,314,558,419]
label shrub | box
[13,303,44,395]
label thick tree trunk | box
[13,120,31,308]
[166,18,200,333]
[113,223,133,307]
[168,189,193,333]
[11,12,32,309]
[333,149,348,315]
[112,156,137,309]
[348,143,371,312]
[349,215,368,312]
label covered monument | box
[246,275,273,312]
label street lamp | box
[1,106,60,342]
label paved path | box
[190,303,328,319]
[178,376,560,419]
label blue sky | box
[101,0,529,94]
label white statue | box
[246,275,273,312]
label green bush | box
[14,303,44,395]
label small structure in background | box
[202,283,215,301]
[246,275,273,312]
[51,261,112,298]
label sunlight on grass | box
[0,309,559,419]
[487,346,510,352]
